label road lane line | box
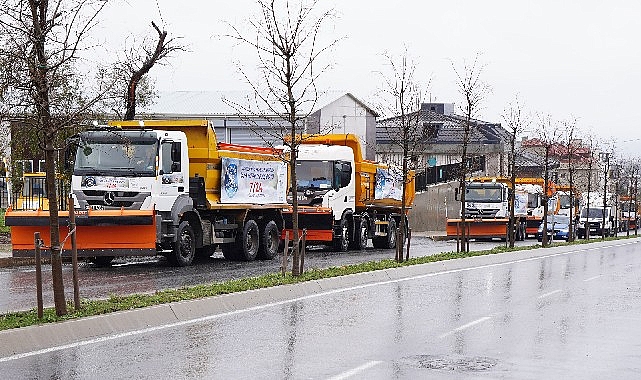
[327,361,382,380]
[537,289,562,299]
[438,316,492,339]
[584,275,602,282]
[2,239,638,363]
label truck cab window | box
[334,161,352,189]
[161,142,174,173]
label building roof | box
[376,106,509,146]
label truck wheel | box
[238,219,260,261]
[333,216,350,252]
[258,220,279,260]
[171,221,195,267]
[349,216,368,250]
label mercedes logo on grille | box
[103,191,115,206]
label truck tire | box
[238,219,260,261]
[333,216,350,252]
[258,220,279,260]
[349,216,368,250]
[170,221,195,267]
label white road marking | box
[327,361,382,380]
[438,316,493,339]
[537,289,562,299]
[584,275,602,282]
[1,239,638,363]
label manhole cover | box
[399,354,497,372]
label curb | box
[0,257,50,268]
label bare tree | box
[227,0,338,276]
[452,55,490,253]
[535,113,562,247]
[581,133,599,240]
[376,49,426,261]
[560,118,579,242]
[0,0,114,315]
[598,140,615,239]
[99,21,185,120]
[501,95,529,248]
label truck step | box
[162,233,175,238]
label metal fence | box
[415,156,485,192]
[2,176,71,211]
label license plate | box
[89,205,104,210]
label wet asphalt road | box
[2,238,641,378]
[0,236,532,314]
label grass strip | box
[0,234,638,331]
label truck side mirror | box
[171,142,181,162]
[454,187,459,201]
[63,137,79,171]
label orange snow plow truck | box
[282,134,416,251]
[5,120,289,266]
[446,177,557,240]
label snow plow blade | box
[446,218,509,239]
[5,209,157,258]
[281,206,335,242]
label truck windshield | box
[74,132,158,177]
[581,208,605,218]
[295,161,334,190]
[559,194,571,209]
[466,186,502,202]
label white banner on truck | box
[375,167,403,201]
[221,157,287,204]
[515,191,528,215]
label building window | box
[38,160,46,172]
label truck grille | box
[464,208,500,218]
[75,190,151,210]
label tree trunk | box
[45,132,66,316]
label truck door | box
[157,140,185,210]
[328,160,355,219]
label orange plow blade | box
[446,218,509,239]
[6,209,157,258]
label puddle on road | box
[397,354,497,372]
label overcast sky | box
[100,0,640,155]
